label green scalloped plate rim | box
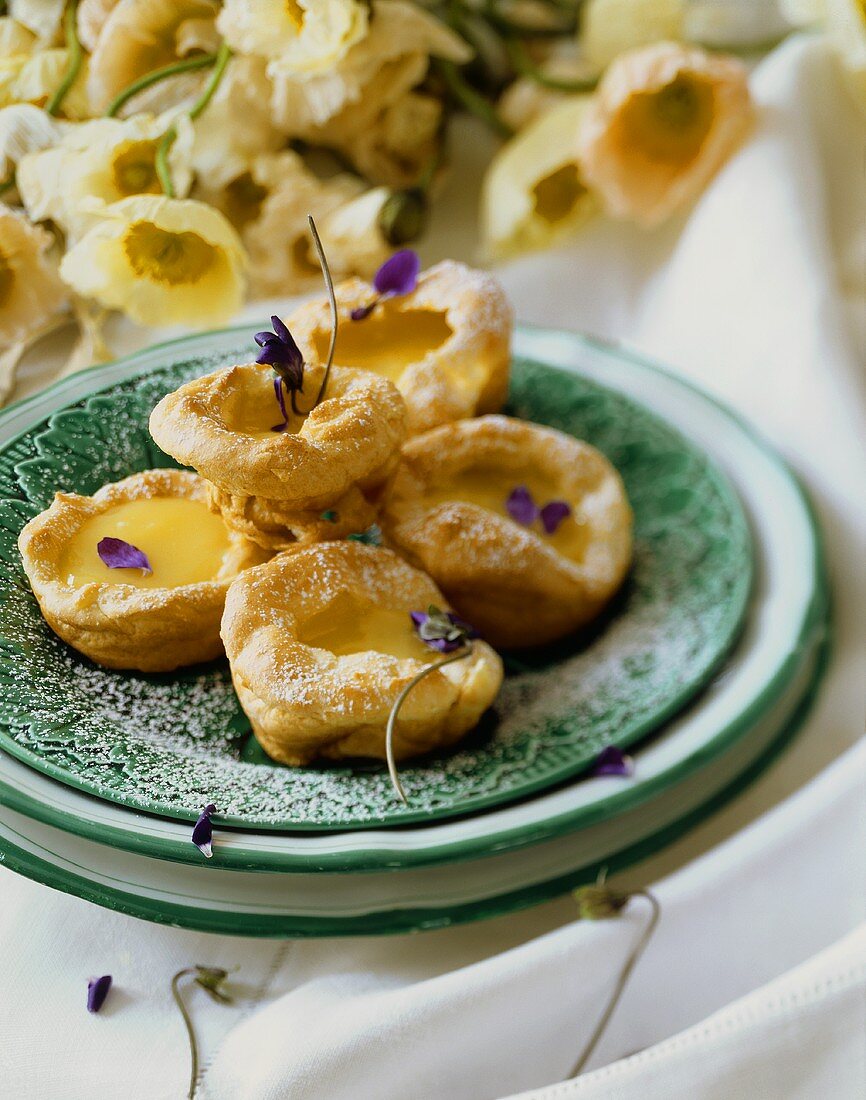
[0,324,755,832]
[0,325,829,874]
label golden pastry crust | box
[18,469,269,672]
[206,482,377,552]
[381,416,633,648]
[288,260,513,435]
[149,361,406,509]
[221,541,503,765]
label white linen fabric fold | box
[1,33,865,1100]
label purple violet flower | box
[271,376,289,432]
[410,606,477,653]
[505,486,572,536]
[254,315,305,416]
[192,803,217,859]
[97,537,152,575]
[350,250,420,321]
[87,974,112,1014]
[591,746,635,778]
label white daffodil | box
[317,186,393,278]
[8,0,64,46]
[189,56,283,189]
[824,0,866,117]
[577,42,753,228]
[346,91,443,190]
[206,151,364,297]
[270,0,470,135]
[0,15,37,57]
[0,103,64,186]
[581,0,684,70]
[59,195,247,326]
[482,97,597,258]
[11,48,92,118]
[18,113,193,238]
[77,0,121,52]
[0,202,67,347]
[218,0,368,75]
[87,0,218,112]
[779,0,829,23]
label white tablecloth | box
[1,34,865,1100]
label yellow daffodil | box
[482,97,597,258]
[347,91,443,190]
[582,0,684,70]
[59,195,246,326]
[11,48,92,117]
[317,186,393,278]
[0,16,37,58]
[203,151,363,297]
[218,0,368,75]
[0,103,63,184]
[18,113,193,238]
[76,0,121,52]
[824,0,866,116]
[577,42,753,228]
[0,202,67,346]
[269,0,470,135]
[8,0,64,46]
[779,0,828,23]
[189,56,283,189]
[87,0,218,112]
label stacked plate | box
[0,327,828,936]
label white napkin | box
[1,33,865,1100]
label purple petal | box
[505,485,538,527]
[409,611,428,628]
[192,803,217,859]
[97,537,152,575]
[427,636,460,653]
[271,376,288,432]
[87,975,112,1014]
[350,302,377,322]
[254,331,278,348]
[374,250,420,297]
[270,315,292,344]
[591,746,634,778]
[540,500,571,535]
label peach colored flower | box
[577,42,753,228]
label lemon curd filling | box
[298,592,432,660]
[314,305,453,383]
[425,468,589,561]
[221,373,307,438]
[60,498,232,589]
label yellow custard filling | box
[424,468,589,561]
[221,374,306,438]
[298,592,432,660]
[60,498,232,589]
[314,306,453,384]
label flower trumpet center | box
[286,0,305,31]
[532,163,587,225]
[112,140,161,197]
[0,250,14,308]
[623,73,715,164]
[223,171,268,230]
[122,221,218,285]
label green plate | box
[0,326,752,830]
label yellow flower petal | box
[218,0,368,74]
[582,0,684,70]
[0,202,67,346]
[59,195,246,326]
[0,16,37,58]
[11,47,92,118]
[826,0,866,117]
[577,42,753,227]
[482,97,597,258]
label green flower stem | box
[569,889,661,1077]
[154,42,232,198]
[171,966,232,1100]
[309,214,337,407]
[105,53,218,118]
[434,59,515,139]
[504,36,598,93]
[386,642,474,805]
[0,174,14,195]
[46,0,83,117]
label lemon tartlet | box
[149,360,406,550]
[287,260,513,435]
[382,415,633,648]
[18,469,269,671]
[220,541,503,765]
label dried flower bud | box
[378,188,428,246]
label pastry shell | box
[288,260,513,435]
[381,415,633,648]
[18,469,269,672]
[221,541,504,765]
[149,361,406,510]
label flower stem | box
[154,42,232,198]
[105,53,218,118]
[46,0,83,117]
[386,642,474,805]
[434,59,514,139]
[0,174,14,195]
[569,889,660,1077]
[504,36,597,93]
[309,214,337,407]
[171,969,201,1100]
